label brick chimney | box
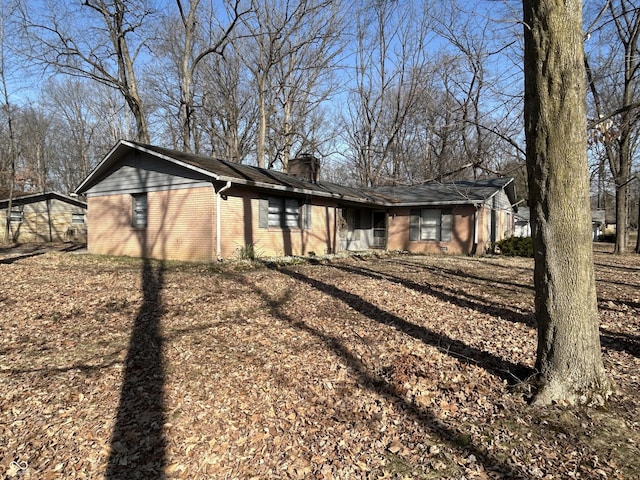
[288,154,320,183]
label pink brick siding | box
[386,205,477,255]
[218,190,338,259]
[87,184,510,261]
[87,187,215,262]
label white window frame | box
[410,208,453,242]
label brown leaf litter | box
[1,243,639,479]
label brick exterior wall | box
[386,205,478,255]
[86,184,513,262]
[218,189,338,259]
[87,187,215,262]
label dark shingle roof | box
[130,143,396,205]
[76,140,515,208]
[0,191,87,210]
[372,178,515,206]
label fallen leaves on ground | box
[1,243,639,479]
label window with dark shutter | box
[421,209,440,240]
[284,198,300,227]
[260,196,302,229]
[409,209,420,241]
[268,197,284,227]
[411,208,453,242]
[9,209,23,223]
[441,210,453,241]
[132,193,148,228]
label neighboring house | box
[0,191,87,244]
[591,209,617,239]
[74,140,516,262]
[514,207,531,237]
[591,209,606,240]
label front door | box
[371,211,386,248]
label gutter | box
[216,181,232,260]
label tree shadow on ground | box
[594,261,640,273]
[391,258,535,293]
[330,261,536,329]
[236,269,531,479]
[600,328,640,358]
[0,251,46,264]
[105,259,167,479]
[346,258,640,359]
[0,242,85,263]
[278,266,532,385]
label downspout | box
[216,181,232,260]
[472,204,479,256]
[46,197,53,242]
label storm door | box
[371,211,387,248]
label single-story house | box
[0,191,87,244]
[74,140,516,262]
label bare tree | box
[585,0,640,254]
[14,106,52,192]
[267,1,344,170]
[523,0,611,404]
[1,10,18,243]
[18,0,154,143]
[198,47,257,161]
[398,62,468,182]
[342,0,432,187]
[162,0,247,152]
[42,78,111,192]
[241,0,343,169]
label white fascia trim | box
[127,141,221,181]
[74,141,125,194]
[74,140,221,194]
[390,200,483,208]
[217,176,378,205]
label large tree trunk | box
[613,122,632,254]
[614,180,629,253]
[523,0,611,405]
[636,192,640,253]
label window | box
[260,197,310,229]
[9,209,23,223]
[268,197,299,228]
[132,193,148,228]
[410,209,452,242]
[72,213,85,224]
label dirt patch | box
[1,246,638,478]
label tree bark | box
[636,195,640,254]
[637,197,640,253]
[584,0,640,255]
[523,0,611,405]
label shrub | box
[236,243,260,260]
[495,236,534,257]
[597,233,616,243]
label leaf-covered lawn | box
[1,244,639,479]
